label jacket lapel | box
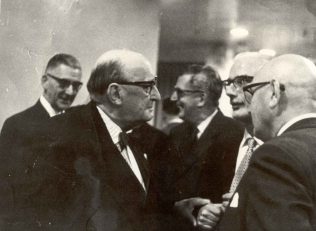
[90,104,147,202]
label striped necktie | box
[229,138,256,193]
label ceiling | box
[159,0,316,62]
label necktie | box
[229,138,256,193]
[118,132,132,164]
[118,132,129,151]
[190,126,199,151]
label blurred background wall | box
[1,0,316,129]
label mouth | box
[59,96,74,105]
[231,102,244,111]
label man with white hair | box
[218,54,316,230]
[3,49,161,231]
[196,52,272,230]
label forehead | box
[229,56,269,80]
[175,74,192,89]
[47,64,82,81]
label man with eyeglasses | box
[1,53,82,150]
[218,54,316,230]
[195,52,272,230]
[5,49,162,231]
[0,53,82,226]
[167,65,243,231]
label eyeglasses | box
[222,75,253,91]
[46,73,83,91]
[116,77,157,95]
[173,88,204,98]
[243,81,285,103]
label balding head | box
[248,54,316,140]
[225,52,273,125]
[87,49,160,130]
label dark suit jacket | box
[170,110,243,203]
[168,110,243,230]
[219,118,316,231]
[0,100,50,160]
[9,102,158,231]
[0,101,51,226]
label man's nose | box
[64,84,77,95]
[150,85,161,101]
[224,84,237,97]
[170,90,178,101]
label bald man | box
[218,54,316,230]
[196,52,272,230]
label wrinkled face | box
[170,74,202,123]
[224,72,253,123]
[42,64,82,112]
[119,60,161,126]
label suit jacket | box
[219,118,316,231]
[0,100,50,160]
[168,111,243,230]
[0,101,51,226]
[170,110,243,203]
[1,102,157,231]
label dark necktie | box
[229,138,256,193]
[118,132,129,151]
[190,126,199,151]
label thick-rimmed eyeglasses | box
[46,73,83,91]
[243,81,285,103]
[222,75,253,91]
[173,88,204,98]
[116,77,157,95]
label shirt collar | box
[241,129,263,147]
[40,95,59,117]
[197,109,218,138]
[97,106,122,144]
[277,113,316,136]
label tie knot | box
[119,132,129,150]
[247,138,256,150]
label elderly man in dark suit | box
[168,65,243,230]
[29,49,160,231]
[219,54,316,230]
[195,52,272,230]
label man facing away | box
[168,64,243,231]
[219,54,316,230]
[196,52,272,230]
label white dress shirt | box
[96,106,146,191]
[40,95,60,117]
[234,130,263,173]
[196,109,218,139]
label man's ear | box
[197,92,207,107]
[107,83,123,105]
[269,80,281,109]
[41,75,48,86]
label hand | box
[196,203,223,230]
[174,197,210,227]
[222,192,233,211]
